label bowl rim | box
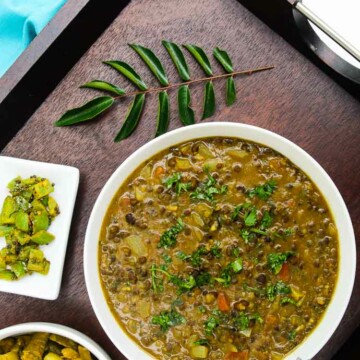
[0,322,111,360]
[84,122,356,360]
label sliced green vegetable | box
[0,225,13,237]
[162,40,190,81]
[129,44,169,86]
[28,249,50,274]
[0,196,16,224]
[103,61,148,90]
[155,91,170,137]
[178,85,195,126]
[31,231,55,245]
[0,270,16,281]
[47,197,60,218]
[31,211,50,233]
[183,44,213,76]
[54,96,114,126]
[114,93,146,142]
[15,211,29,232]
[33,179,54,199]
[11,261,26,278]
[15,230,31,246]
[80,80,125,96]
[201,81,215,120]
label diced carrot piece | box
[265,314,278,330]
[217,292,230,312]
[224,350,249,360]
[120,197,131,206]
[278,262,290,282]
[154,166,165,177]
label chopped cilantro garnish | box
[266,281,291,301]
[244,207,257,227]
[231,203,252,222]
[190,174,227,202]
[233,312,263,331]
[215,258,243,286]
[240,229,252,244]
[283,228,294,236]
[260,210,273,229]
[151,309,185,332]
[162,253,172,264]
[210,243,222,258]
[267,252,294,274]
[247,180,277,200]
[232,247,240,257]
[158,219,184,248]
[171,274,196,293]
[176,251,190,261]
[193,339,209,346]
[204,316,220,336]
[280,297,298,306]
[230,258,243,273]
[250,228,267,236]
[151,264,165,293]
[163,173,191,195]
[288,329,297,341]
[195,271,212,287]
[151,266,198,294]
[205,311,262,336]
[198,305,206,313]
[177,245,221,267]
[189,246,207,267]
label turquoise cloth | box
[0,0,67,77]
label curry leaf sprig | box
[54,41,274,142]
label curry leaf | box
[214,48,236,106]
[202,81,215,120]
[213,47,234,73]
[162,40,191,81]
[54,96,114,126]
[178,85,195,125]
[129,44,169,86]
[155,91,170,137]
[103,61,148,91]
[183,44,213,76]
[80,80,125,96]
[114,94,145,142]
[226,77,236,106]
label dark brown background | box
[1,0,359,359]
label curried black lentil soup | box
[99,137,338,360]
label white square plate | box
[0,156,79,300]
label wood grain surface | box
[1,0,360,359]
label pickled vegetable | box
[0,176,60,280]
[0,333,94,360]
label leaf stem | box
[115,65,274,99]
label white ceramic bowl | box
[0,322,111,360]
[84,122,356,360]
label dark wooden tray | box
[1,0,359,359]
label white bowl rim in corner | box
[0,322,111,360]
[84,122,356,360]
[0,156,79,300]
